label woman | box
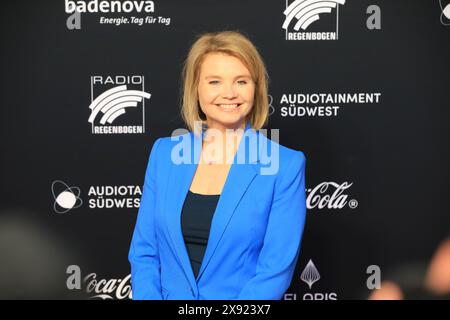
[128,31,306,300]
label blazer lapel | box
[196,152,258,282]
[165,124,260,292]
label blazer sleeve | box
[237,151,306,300]
[128,138,163,300]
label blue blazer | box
[128,124,306,300]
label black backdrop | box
[1,0,449,299]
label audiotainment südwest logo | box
[88,75,151,135]
[270,92,381,117]
[440,0,450,26]
[51,180,83,214]
[282,0,346,40]
[51,179,142,214]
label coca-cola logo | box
[84,273,132,300]
[307,182,358,210]
[66,265,132,300]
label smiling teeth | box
[218,104,239,109]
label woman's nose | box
[221,84,237,98]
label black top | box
[181,190,220,280]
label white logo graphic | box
[88,85,150,125]
[440,0,450,25]
[51,180,83,214]
[85,273,132,300]
[300,260,321,289]
[66,265,131,300]
[307,181,358,210]
[283,0,345,31]
[285,259,338,300]
[89,76,150,134]
[52,181,142,212]
[268,94,275,116]
[282,0,345,40]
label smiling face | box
[197,52,255,132]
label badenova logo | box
[65,0,155,13]
[88,75,151,135]
[272,92,381,117]
[282,0,346,40]
[65,0,172,30]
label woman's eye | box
[237,80,247,85]
[209,80,219,85]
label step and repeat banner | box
[1,0,449,300]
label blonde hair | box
[180,30,269,132]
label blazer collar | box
[165,123,260,294]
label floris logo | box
[284,260,338,300]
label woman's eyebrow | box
[205,75,251,79]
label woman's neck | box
[201,122,247,165]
